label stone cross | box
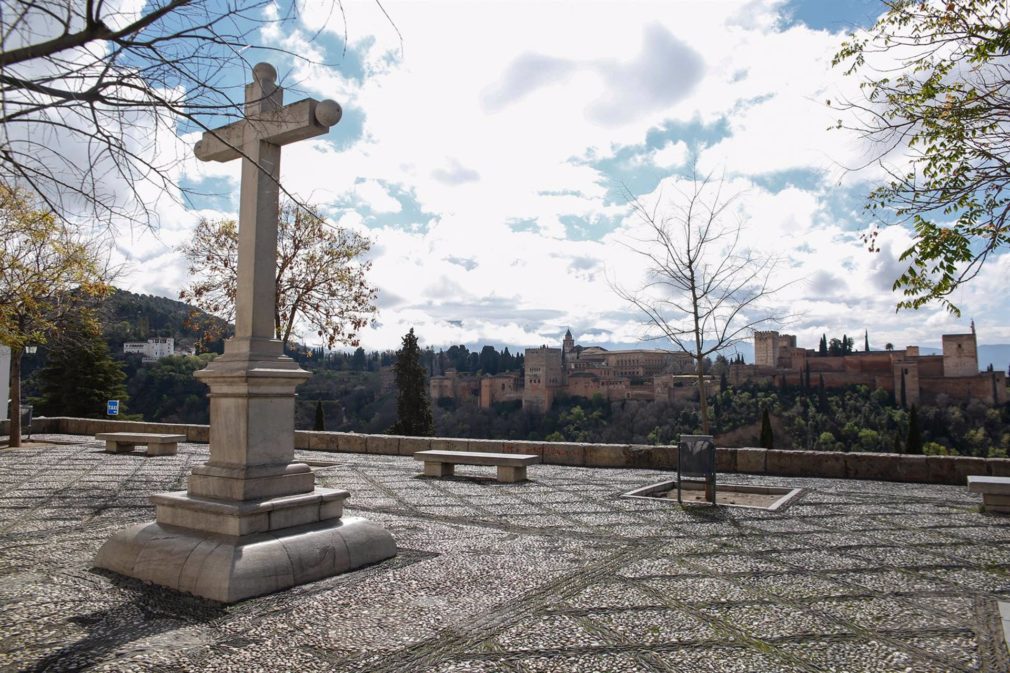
[94,63,396,603]
[195,62,342,354]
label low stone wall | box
[2,417,208,443]
[1,416,60,436]
[6,416,1008,486]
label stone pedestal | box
[95,349,396,602]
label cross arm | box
[194,117,243,163]
[194,98,342,163]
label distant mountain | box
[978,345,1010,374]
[97,287,232,353]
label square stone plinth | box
[151,488,349,537]
[187,462,316,500]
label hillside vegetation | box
[19,288,1010,457]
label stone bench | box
[96,432,185,456]
[413,450,540,483]
[967,476,1010,513]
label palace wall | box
[738,330,1002,408]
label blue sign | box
[107,400,119,416]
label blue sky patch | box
[749,168,825,194]
[508,218,540,233]
[324,104,366,151]
[817,180,875,231]
[560,213,624,241]
[781,0,882,32]
[357,181,436,232]
[179,175,237,213]
[582,116,734,204]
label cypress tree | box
[35,313,127,418]
[864,330,870,352]
[390,328,433,436]
[759,407,774,449]
[906,405,923,455]
[819,334,828,356]
[313,400,325,431]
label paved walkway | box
[1,436,1009,672]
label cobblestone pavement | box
[2,436,1010,672]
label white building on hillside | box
[123,337,175,363]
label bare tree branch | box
[0,0,398,229]
[611,169,791,433]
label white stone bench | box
[96,432,185,456]
[413,450,540,483]
[967,476,1010,513]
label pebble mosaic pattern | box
[1,435,1009,672]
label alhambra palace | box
[430,327,1007,411]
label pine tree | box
[390,328,433,436]
[906,405,923,455]
[759,407,774,449]
[313,400,325,431]
[35,312,127,418]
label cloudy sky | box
[111,0,1009,354]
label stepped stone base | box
[151,487,349,537]
[95,515,396,603]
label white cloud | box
[104,0,1004,353]
[354,179,402,214]
[652,140,689,169]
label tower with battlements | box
[523,346,565,412]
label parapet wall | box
[5,416,1009,486]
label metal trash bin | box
[19,404,32,440]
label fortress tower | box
[523,346,564,412]
[942,333,979,377]
[754,331,797,369]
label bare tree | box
[612,172,787,434]
[0,1,391,228]
[179,201,377,351]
